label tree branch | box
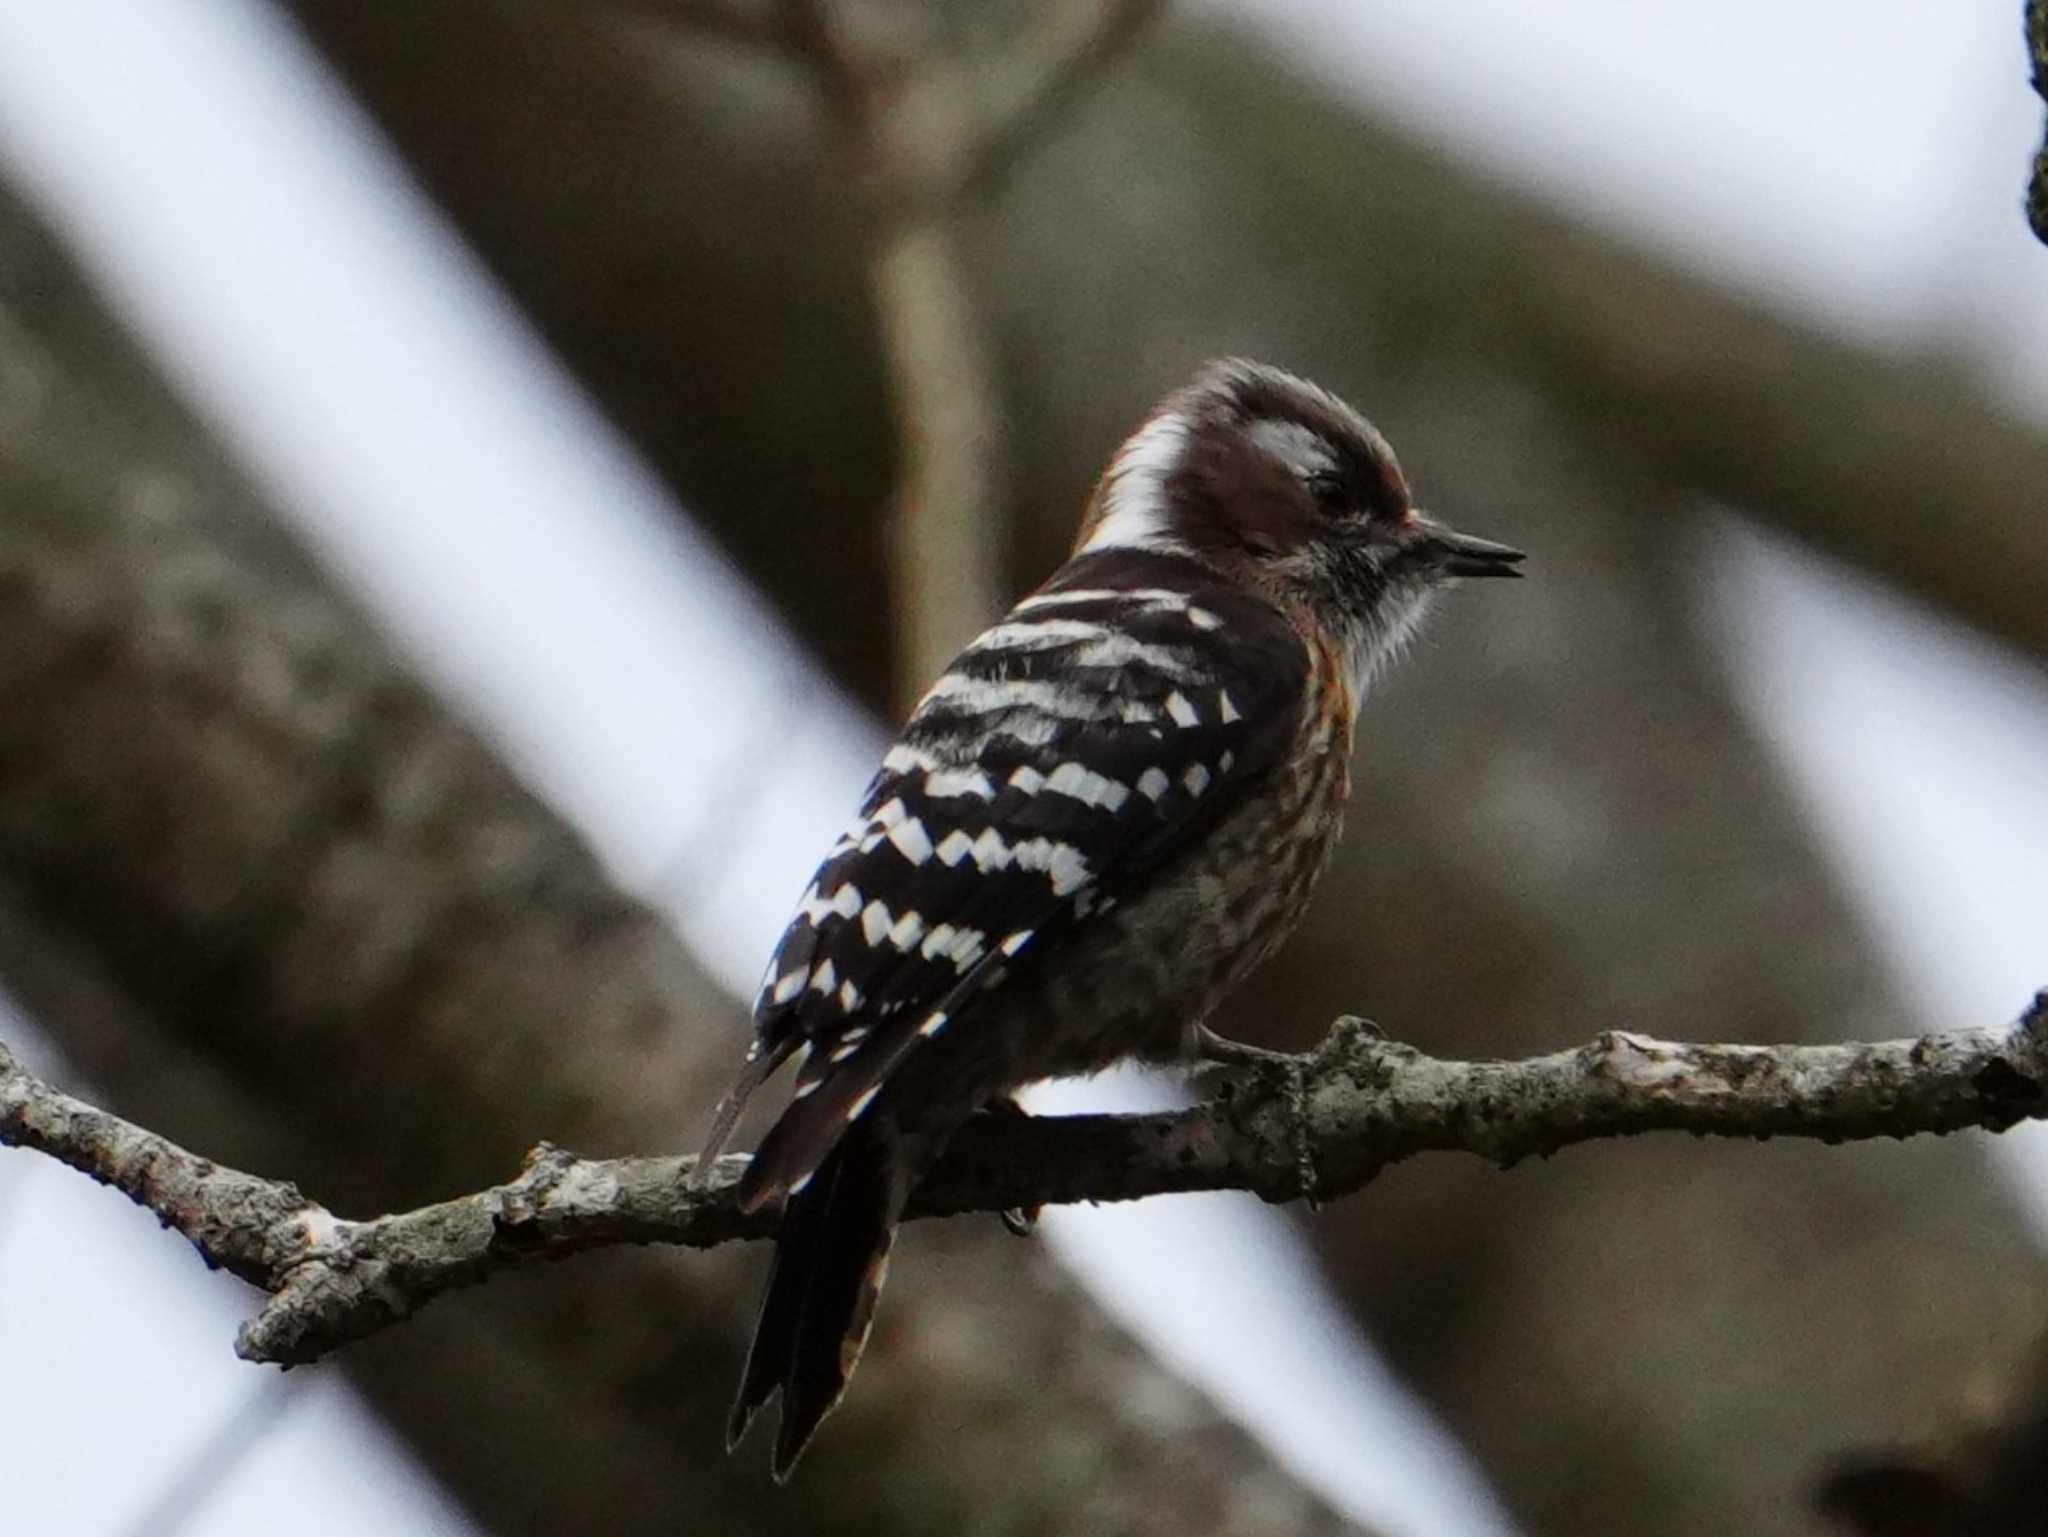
[2030,0,2048,245]
[7,993,2045,1370]
[949,0,1169,203]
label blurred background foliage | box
[2,3,2046,1535]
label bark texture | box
[8,1006,2045,1372]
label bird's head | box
[1073,358,1523,688]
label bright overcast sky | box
[0,3,2042,1534]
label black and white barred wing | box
[731,571,1309,1205]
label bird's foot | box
[976,1095,1042,1238]
[1190,1026,1322,1209]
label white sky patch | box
[1702,516,2048,1229]
[1028,1069,1518,1537]
[1207,0,2048,413]
[0,0,877,992]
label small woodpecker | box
[700,358,1524,1477]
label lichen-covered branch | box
[7,994,2044,1371]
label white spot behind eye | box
[1248,418,1337,482]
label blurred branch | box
[10,994,2045,1368]
[1817,1329,2048,1535]
[668,0,1164,706]
[2031,0,2048,245]
[952,0,1169,202]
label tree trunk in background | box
[0,190,1363,1537]
[274,5,2048,1535]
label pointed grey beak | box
[1430,527,1526,579]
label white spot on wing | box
[924,766,997,799]
[919,1011,949,1038]
[1011,837,1091,895]
[882,743,938,774]
[920,923,957,960]
[1165,691,1200,728]
[838,980,862,1011]
[1188,606,1222,630]
[1012,587,1194,615]
[888,910,926,949]
[887,816,934,865]
[860,899,893,947]
[772,968,809,1004]
[971,617,1112,653]
[970,827,1012,871]
[1137,766,1171,801]
[1000,929,1034,956]
[936,829,974,866]
[846,1086,881,1123]
[1008,764,1046,795]
[809,959,838,994]
[922,674,1114,724]
[1184,763,1212,796]
[1045,761,1129,811]
[1218,690,1242,723]
[1069,632,1201,681]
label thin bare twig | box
[952,0,1168,202]
[5,994,2045,1370]
[655,0,1166,707]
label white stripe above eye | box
[1078,411,1192,555]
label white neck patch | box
[1077,411,1192,555]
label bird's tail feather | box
[729,1120,904,1480]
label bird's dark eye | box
[1306,472,1350,514]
